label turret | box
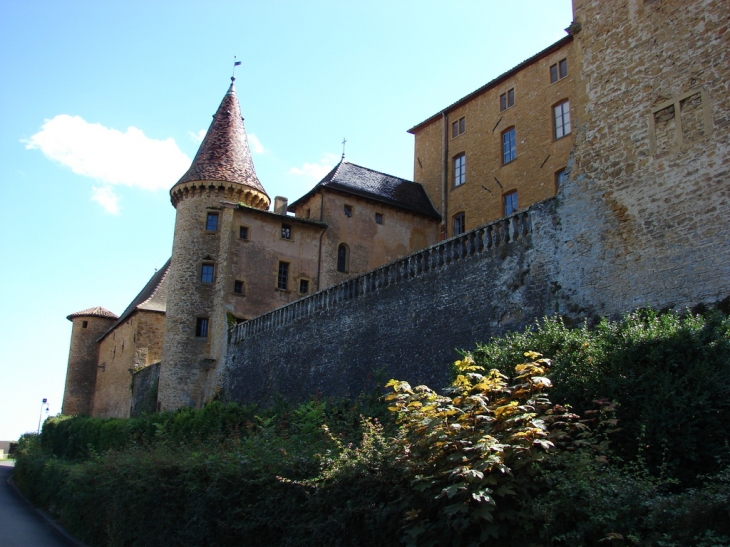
[62,306,118,415]
[158,79,270,410]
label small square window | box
[375,213,383,225]
[82,320,88,328]
[500,88,515,111]
[277,262,289,290]
[344,205,353,217]
[453,213,465,236]
[550,59,568,83]
[453,154,466,186]
[504,191,518,216]
[502,128,516,164]
[206,212,219,231]
[239,226,249,240]
[281,223,292,240]
[201,263,214,283]
[299,279,309,294]
[234,280,244,295]
[451,117,466,138]
[195,317,209,338]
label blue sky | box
[0,0,573,440]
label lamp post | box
[37,398,48,434]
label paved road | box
[0,460,77,547]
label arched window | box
[337,243,349,273]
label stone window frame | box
[502,127,517,164]
[277,261,290,291]
[453,212,466,236]
[281,223,293,241]
[553,99,571,140]
[504,190,519,216]
[205,212,219,232]
[201,262,215,284]
[453,153,466,187]
[500,88,515,111]
[298,277,311,295]
[451,117,466,139]
[550,58,568,84]
[337,243,350,273]
[647,87,712,155]
[195,317,209,338]
[555,168,567,192]
[239,225,250,241]
[82,320,88,328]
[233,279,245,296]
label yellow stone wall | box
[411,38,575,237]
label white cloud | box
[288,153,339,181]
[91,186,120,215]
[24,115,191,212]
[248,133,265,154]
[188,129,206,143]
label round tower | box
[159,79,270,410]
[63,306,118,415]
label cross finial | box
[341,137,347,160]
[231,56,241,82]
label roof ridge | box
[338,161,416,184]
[137,260,170,309]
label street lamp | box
[37,398,48,434]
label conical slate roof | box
[66,306,118,321]
[174,81,268,198]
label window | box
[553,100,571,138]
[299,279,309,295]
[195,317,209,338]
[205,212,219,231]
[234,280,244,295]
[502,128,516,164]
[337,243,349,273]
[239,226,249,240]
[277,262,289,290]
[550,58,568,83]
[201,263,214,283]
[305,208,311,219]
[453,213,465,236]
[82,321,88,328]
[344,205,352,217]
[555,168,568,191]
[281,223,292,240]
[453,154,466,186]
[451,117,465,138]
[375,213,383,225]
[500,88,515,111]
[504,191,518,216]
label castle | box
[63,0,730,417]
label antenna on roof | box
[232,56,241,82]
[341,137,347,160]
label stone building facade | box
[63,0,729,416]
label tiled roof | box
[98,259,170,342]
[289,161,441,219]
[66,306,118,321]
[408,35,573,134]
[174,82,268,197]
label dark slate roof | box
[408,35,573,133]
[174,81,268,198]
[66,306,118,321]
[98,259,170,342]
[289,161,441,219]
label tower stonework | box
[158,81,270,410]
[63,307,118,415]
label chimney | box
[274,196,288,215]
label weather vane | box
[232,56,242,82]
[341,137,347,160]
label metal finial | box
[232,56,241,82]
[341,137,347,160]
